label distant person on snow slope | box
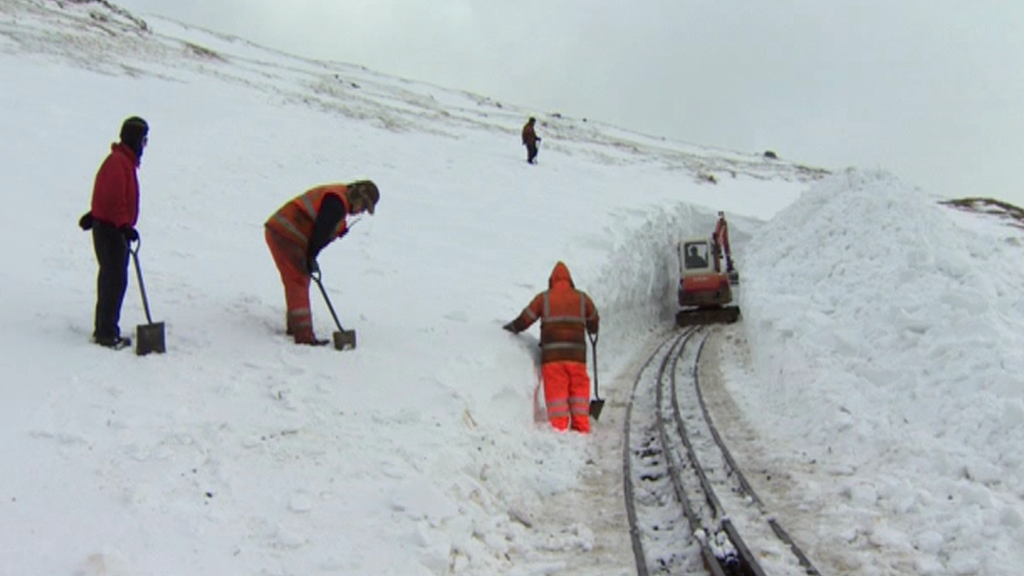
[522,117,542,164]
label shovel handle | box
[128,239,155,324]
[311,272,346,332]
[588,331,600,400]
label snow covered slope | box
[7,2,1024,576]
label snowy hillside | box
[3,1,1024,575]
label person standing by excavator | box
[713,211,734,273]
[521,117,542,164]
[503,261,599,433]
[264,180,379,345]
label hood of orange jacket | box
[548,261,575,290]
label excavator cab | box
[683,241,711,270]
[676,237,740,326]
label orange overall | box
[265,185,350,342]
[508,262,599,433]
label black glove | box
[78,212,94,231]
[121,227,139,242]
[307,258,320,275]
[502,322,518,333]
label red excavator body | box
[676,237,740,326]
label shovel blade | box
[589,398,605,421]
[333,329,357,351]
[136,322,166,356]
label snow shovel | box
[311,270,356,350]
[128,238,165,356]
[588,332,605,420]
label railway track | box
[623,326,822,575]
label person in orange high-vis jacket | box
[712,211,733,273]
[264,180,379,345]
[503,262,599,433]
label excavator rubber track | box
[676,306,740,327]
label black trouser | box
[526,142,538,163]
[92,221,129,341]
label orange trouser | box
[265,227,314,342]
[541,361,591,433]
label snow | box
[2,1,1024,575]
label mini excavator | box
[676,212,741,326]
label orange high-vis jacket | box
[510,262,599,364]
[265,184,351,249]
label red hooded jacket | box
[510,262,599,364]
[91,143,140,228]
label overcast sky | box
[115,0,1024,207]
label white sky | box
[4,2,1024,575]
[111,0,1024,208]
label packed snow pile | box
[737,169,1024,574]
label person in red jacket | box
[265,181,379,345]
[521,117,541,164]
[82,116,148,349]
[503,261,599,433]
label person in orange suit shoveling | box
[264,180,379,345]
[503,261,599,433]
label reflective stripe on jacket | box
[511,261,599,364]
[265,184,350,249]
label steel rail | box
[692,336,822,576]
[624,326,824,576]
[623,328,691,576]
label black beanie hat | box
[119,116,148,155]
